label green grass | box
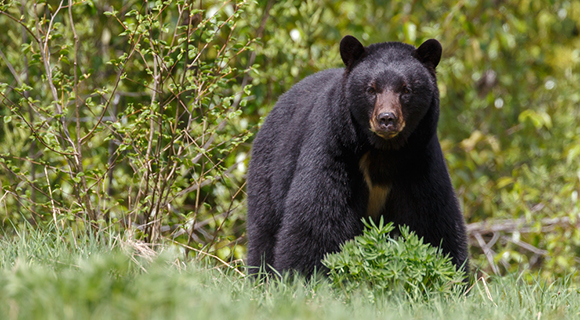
[0,227,578,319]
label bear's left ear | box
[340,35,366,70]
[415,39,442,70]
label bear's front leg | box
[272,164,364,276]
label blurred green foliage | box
[1,0,579,277]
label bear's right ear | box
[415,39,442,70]
[340,35,366,70]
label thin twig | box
[0,10,41,43]
[44,166,60,229]
[167,238,245,277]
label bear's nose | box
[377,112,397,129]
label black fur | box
[246,36,468,276]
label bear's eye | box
[367,86,376,95]
[402,85,410,95]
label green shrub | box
[322,218,466,301]
[0,0,255,261]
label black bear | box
[246,35,468,276]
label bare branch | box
[467,216,576,235]
[473,232,500,275]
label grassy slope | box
[0,229,578,320]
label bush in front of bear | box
[323,217,466,301]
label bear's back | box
[263,68,343,134]
[248,68,345,216]
[252,67,344,165]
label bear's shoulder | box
[265,68,346,131]
[278,68,344,102]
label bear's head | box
[340,35,442,150]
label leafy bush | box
[0,0,256,261]
[323,218,466,301]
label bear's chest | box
[358,152,391,219]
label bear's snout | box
[369,91,405,139]
[377,112,397,130]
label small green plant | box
[322,218,466,301]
